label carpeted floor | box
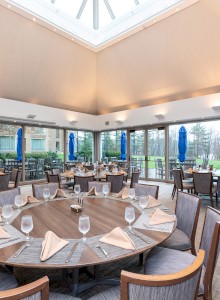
[14,182,219,299]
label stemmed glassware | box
[2,204,13,225]
[21,215,33,241]
[125,206,135,229]
[43,188,50,202]
[74,184,81,201]
[15,195,23,211]
[128,188,135,202]
[139,196,147,213]
[102,184,109,197]
[78,215,90,242]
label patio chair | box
[172,169,194,199]
[155,158,165,179]
[8,169,22,188]
[106,174,124,193]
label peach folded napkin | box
[0,226,11,239]
[87,186,99,196]
[117,170,126,175]
[0,171,4,175]
[40,231,69,261]
[22,195,40,206]
[115,188,129,199]
[186,168,193,174]
[85,171,93,176]
[146,195,160,208]
[100,227,135,250]
[50,189,68,200]
[62,170,74,176]
[148,208,176,226]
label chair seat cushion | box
[88,286,120,300]
[159,228,192,251]
[8,182,15,188]
[182,182,194,189]
[0,265,18,291]
[182,178,193,183]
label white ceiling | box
[0,0,220,115]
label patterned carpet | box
[14,182,219,299]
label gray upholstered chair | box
[106,174,124,193]
[88,181,111,193]
[51,168,62,175]
[0,188,20,207]
[160,191,201,255]
[0,275,80,299]
[144,207,220,300]
[130,172,140,188]
[84,165,94,171]
[134,183,159,199]
[193,172,217,207]
[32,182,59,198]
[88,250,204,300]
[74,175,95,192]
[0,174,10,191]
[172,169,194,199]
[8,170,22,189]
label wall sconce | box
[155,114,164,119]
[115,120,124,125]
[212,106,220,111]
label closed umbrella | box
[17,128,22,161]
[68,133,75,161]
[120,132,126,160]
[178,126,187,162]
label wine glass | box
[74,184,81,201]
[21,215,33,240]
[43,188,50,202]
[128,188,136,201]
[125,206,135,229]
[15,195,23,211]
[2,204,13,225]
[102,184,109,197]
[78,215,90,242]
[139,196,147,213]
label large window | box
[0,136,15,151]
[101,130,126,161]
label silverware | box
[129,228,151,244]
[95,243,109,257]
[65,242,78,263]
[0,237,20,246]
[13,240,33,258]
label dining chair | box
[8,170,22,189]
[181,165,193,181]
[0,174,10,192]
[88,250,204,300]
[74,175,95,192]
[51,168,62,175]
[144,206,220,300]
[134,183,159,199]
[172,169,194,199]
[88,181,111,193]
[130,171,140,188]
[160,191,201,255]
[32,182,59,198]
[84,165,94,171]
[0,275,80,299]
[193,172,217,207]
[106,174,124,193]
[0,188,20,207]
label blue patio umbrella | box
[120,132,126,160]
[68,132,75,161]
[178,126,187,163]
[17,127,22,161]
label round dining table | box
[0,196,175,295]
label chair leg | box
[215,192,218,206]
[210,194,214,207]
[139,253,143,266]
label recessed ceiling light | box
[176,8,179,11]
[33,17,36,22]
[53,28,56,32]
[8,5,11,8]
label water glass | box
[125,206,135,229]
[43,188,50,202]
[2,204,13,225]
[102,184,109,197]
[139,196,147,213]
[74,184,81,201]
[21,215,33,240]
[15,195,23,211]
[128,188,135,201]
[78,215,90,242]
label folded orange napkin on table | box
[146,195,160,208]
[62,170,74,176]
[40,231,69,261]
[100,227,135,250]
[87,186,99,196]
[186,168,193,174]
[50,189,68,199]
[0,226,11,239]
[147,208,176,226]
[115,188,129,199]
[22,195,40,206]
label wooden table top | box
[0,197,174,269]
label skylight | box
[6,0,199,50]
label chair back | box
[0,188,20,206]
[0,168,5,173]
[32,182,59,198]
[10,168,18,182]
[176,191,201,255]
[85,165,94,171]
[182,165,193,179]
[88,181,111,193]
[74,175,95,192]
[172,169,183,190]
[14,171,22,188]
[47,174,61,188]
[130,172,140,188]
[106,174,124,193]
[199,207,220,298]
[51,168,61,175]
[134,183,159,199]
[0,174,10,191]
[121,250,204,300]
[193,172,212,194]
